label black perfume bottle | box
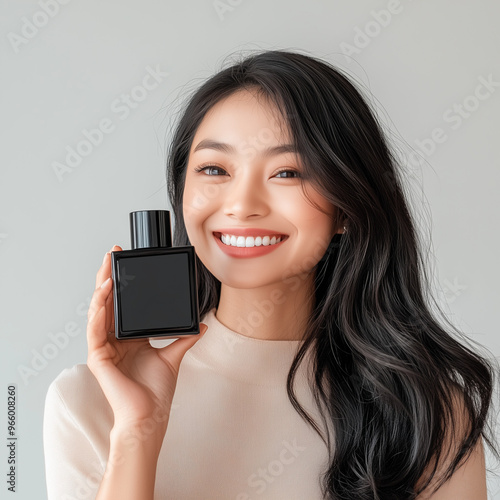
[111,210,199,340]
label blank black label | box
[117,253,192,332]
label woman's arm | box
[415,391,488,500]
[95,422,166,500]
[416,438,487,500]
[83,246,206,498]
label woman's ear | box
[334,217,348,234]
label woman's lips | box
[213,233,288,258]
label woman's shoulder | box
[48,363,100,396]
[45,363,112,425]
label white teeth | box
[220,234,283,247]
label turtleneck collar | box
[186,307,313,387]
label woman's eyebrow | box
[192,139,297,158]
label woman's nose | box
[222,175,270,219]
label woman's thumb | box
[157,323,208,370]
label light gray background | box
[1,0,499,498]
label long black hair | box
[165,49,499,499]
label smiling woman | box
[167,49,500,498]
[43,49,499,500]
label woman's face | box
[182,89,340,290]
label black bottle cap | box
[129,210,172,249]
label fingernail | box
[100,277,111,289]
[102,252,109,264]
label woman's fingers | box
[87,276,114,353]
[105,284,115,335]
[95,245,123,290]
[95,251,111,290]
[93,245,122,334]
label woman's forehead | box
[193,90,293,148]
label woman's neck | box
[215,274,315,341]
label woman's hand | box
[86,245,207,439]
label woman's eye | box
[195,165,227,176]
[275,169,300,178]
